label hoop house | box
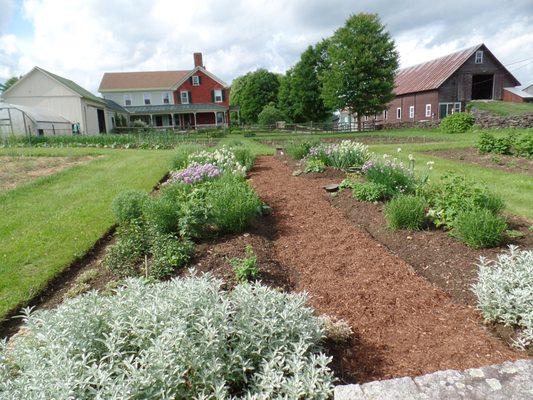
[0,102,72,137]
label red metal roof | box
[394,44,481,95]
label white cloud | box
[0,0,532,92]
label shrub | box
[143,195,181,235]
[440,112,475,134]
[472,246,533,349]
[320,315,353,343]
[384,195,427,230]
[111,190,149,224]
[285,139,319,160]
[476,132,496,154]
[362,159,417,198]
[492,135,514,155]
[452,209,507,248]
[150,234,194,279]
[309,141,370,169]
[305,158,326,173]
[104,221,149,277]
[422,174,504,228]
[231,147,254,171]
[205,174,262,233]
[0,276,333,398]
[230,245,260,282]
[351,181,388,202]
[515,133,533,158]
[257,104,286,126]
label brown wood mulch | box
[249,156,520,384]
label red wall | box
[174,70,229,106]
[384,90,439,122]
[502,89,526,103]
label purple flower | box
[167,162,222,185]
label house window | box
[214,89,223,103]
[383,109,388,120]
[143,93,151,105]
[163,92,170,104]
[425,104,432,117]
[180,91,189,104]
[216,112,224,124]
[192,75,200,86]
[453,102,461,113]
[409,106,415,119]
[396,107,401,119]
[124,94,132,106]
[475,50,483,64]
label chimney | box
[193,52,203,68]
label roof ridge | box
[103,70,191,74]
[398,44,482,72]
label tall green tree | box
[0,76,20,93]
[230,69,280,124]
[320,13,398,130]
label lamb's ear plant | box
[0,275,334,399]
[472,246,533,350]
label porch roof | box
[126,103,227,114]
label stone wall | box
[380,120,440,130]
[471,109,533,129]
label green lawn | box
[0,148,174,319]
[468,100,533,116]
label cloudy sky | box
[1,0,532,93]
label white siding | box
[102,90,174,106]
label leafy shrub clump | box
[451,209,507,248]
[205,174,262,233]
[104,221,150,277]
[477,131,533,159]
[422,174,504,228]
[440,112,475,134]
[258,103,286,126]
[0,276,333,398]
[472,246,533,349]
[351,181,388,202]
[361,159,417,198]
[305,158,326,173]
[150,234,195,279]
[308,140,370,169]
[231,147,254,171]
[384,195,427,230]
[111,190,149,224]
[285,139,319,160]
[515,133,533,158]
[230,245,260,282]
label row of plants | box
[0,143,337,398]
[476,131,533,158]
[104,145,262,280]
[285,140,509,249]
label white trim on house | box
[162,92,171,104]
[396,107,401,119]
[192,76,200,86]
[180,90,189,104]
[475,50,484,64]
[214,89,223,103]
[425,104,431,117]
[171,66,229,90]
[409,105,415,119]
[124,94,132,106]
[143,93,151,105]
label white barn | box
[1,67,128,135]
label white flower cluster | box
[0,275,333,399]
[472,246,533,350]
[188,146,247,176]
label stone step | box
[334,359,533,400]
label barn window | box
[163,92,170,104]
[214,89,223,103]
[475,50,483,64]
[425,104,431,117]
[383,109,388,120]
[124,94,132,106]
[409,106,415,119]
[192,76,200,86]
[143,93,151,105]
[180,91,189,104]
[396,107,401,119]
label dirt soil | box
[249,156,521,384]
[424,148,532,175]
[0,155,98,191]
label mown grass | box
[468,100,533,116]
[0,147,174,319]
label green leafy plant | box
[476,132,496,153]
[231,147,255,171]
[351,181,388,202]
[258,103,286,126]
[104,221,149,277]
[384,195,427,230]
[111,190,149,224]
[230,245,260,282]
[362,159,417,199]
[515,133,533,158]
[150,234,194,279]
[285,139,320,160]
[0,276,333,398]
[440,112,475,134]
[472,246,533,349]
[308,141,371,170]
[305,158,326,173]
[451,209,507,248]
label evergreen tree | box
[320,13,398,130]
[230,69,280,124]
[0,76,20,93]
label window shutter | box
[188,91,192,103]
[189,77,193,84]
[198,76,202,84]
[221,89,226,101]
[211,90,215,103]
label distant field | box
[0,147,174,319]
[468,100,533,116]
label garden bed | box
[423,147,532,175]
[250,156,521,383]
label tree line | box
[230,13,399,130]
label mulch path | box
[423,148,532,175]
[249,156,520,384]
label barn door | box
[97,109,106,133]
